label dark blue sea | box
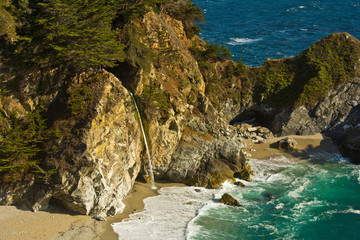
[194,0,360,66]
[111,1,360,239]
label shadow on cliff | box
[107,61,139,93]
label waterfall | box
[130,92,157,190]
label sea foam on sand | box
[111,182,237,240]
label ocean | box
[111,1,360,239]
[112,153,360,240]
[194,0,360,66]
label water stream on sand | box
[130,92,156,190]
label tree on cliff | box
[7,0,125,72]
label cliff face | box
[0,7,250,217]
[0,70,143,219]
[227,33,360,161]
[110,9,250,188]
[1,2,360,218]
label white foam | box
[112,186,216,240]
[275,203,284,209]
[288,178,310,198]
[227,37,263,45]
[343,208,360,214]
[322,207,360,218]
[287,5,306,12]
[112,181,240,240]
[266,173,291,183]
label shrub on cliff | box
[4,0,125,73]
[0,0,16,40]
[0,108,54,183]
[160,0,204,37]
[250,33,360,108]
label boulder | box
[219,193,240,207]
[277,137,297,150]
[234,181,245,187]
[233,164,253,182]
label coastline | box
[0,181,185,240]
[0,134,338,240]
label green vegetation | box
[141,83,170,112]
[251,60,295,103]
[0,0,16,40]
[68,85,93,116]
[0,108,55,183]
[191,40,232,68]
[3,0,125,72]
[296,33,360,107]
[249,33,360,108]
[161,0,204,37]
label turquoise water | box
[112,154,360,240]
[188,155,360,240]
[193,0,360,66]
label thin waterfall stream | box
[130,92,157,190]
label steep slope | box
[0,2,250,217]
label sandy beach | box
[0,181,184,240]
[243,133,338,160]
[0,134,337,240]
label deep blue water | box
[193,0,360,66]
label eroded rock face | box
[49,72,142,219]
[163,117,249,188]
[278,78,360,137]
[0,71,143,219]
[0,8,252,217]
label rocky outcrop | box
[219,193,240,207]
[164,117,250,188]
[0,6,251,217]
[235,124,273,144]
[275,78,360,136]
[0,70,143,219]
[277,137,297,150]
[229,33,360,162]
[326,102,360,163]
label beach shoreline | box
[243,133,338,160]
[0,181,185,240]
[0,134,338,240]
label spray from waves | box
[286,5,306,12]
[227,37,263,45]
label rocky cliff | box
[227,33,360,162]
[0,2,250,218]
[0,70,144,219]
[1,1,360,218]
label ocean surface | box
[111,1,360,239]
[194,0,360,66]
[112,153,360,240]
